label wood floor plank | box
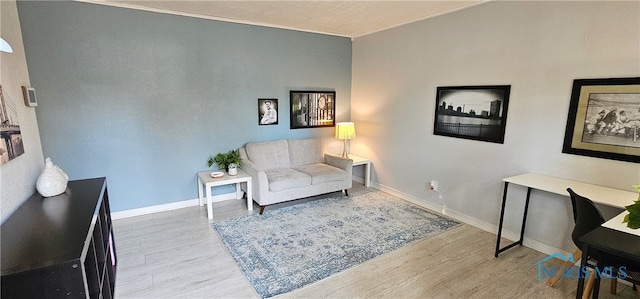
[114,183,639,298]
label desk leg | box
[495,182,510,257]
[495,184,533,257]
[206,184,213,219]
[519,187,532,245]
[198,178,204,206]
[365,162,371,188]
[246,179,253,211]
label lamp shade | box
[335,122,356,140]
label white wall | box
[0,0,44,221]
[351,1,640,253]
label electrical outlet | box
[429,180,439,192]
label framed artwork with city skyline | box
[433,85,511,144]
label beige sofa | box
[239,138,353,214]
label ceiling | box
[84,0,487,38]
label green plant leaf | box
[623,185,640,229]
[626,212,640,229]
[627,201,640,211]
[207,149,241,169]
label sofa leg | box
[259,206,265,215]
[344,189,349,196]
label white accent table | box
[197,169,253,219]
[348,154,372,187]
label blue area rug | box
[212,189,460,298]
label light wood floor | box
[113,183,638,298]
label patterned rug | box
[212,189,460,298]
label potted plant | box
[623,184,640,229]
[208,149,241,172]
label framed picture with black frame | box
[562,77,640,163]
[290,90,335,129]
[258,98,278,126]
[433,85,511,144]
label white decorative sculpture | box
[36,158,69,197]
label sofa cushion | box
[246,139,291,170]
[288,138,324,167]
[293,163,346,185]
[265,168,311,192]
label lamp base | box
[342,139,349,158]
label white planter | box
[228,163,238,176]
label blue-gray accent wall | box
[18,1,352,212]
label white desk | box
[348,154,372,187]
[502,173,635,208]
[495,173,636,257]
[197,169,253,219]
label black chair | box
[569,188,605,252]
[569,188,608,298]
[546,187,585,287]
[547,188,600,288]
[568,188,640,298]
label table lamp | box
[335,122,356,158]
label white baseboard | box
[376,183,445,215]
[111,178,571,257]
[374,182,571,257]
[112,177,373,220]
[111,192,236,220]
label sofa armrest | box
[324,153,353,176]
[239,158,269,204]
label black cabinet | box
[1,178,117,298]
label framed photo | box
[562,77,640,163]
[258,98,278,126]
[290,91,335,129]
[433,85,511,143]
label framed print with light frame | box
[562,77,640,163]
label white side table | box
[348,154,372,187]
[197,169,253,219]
